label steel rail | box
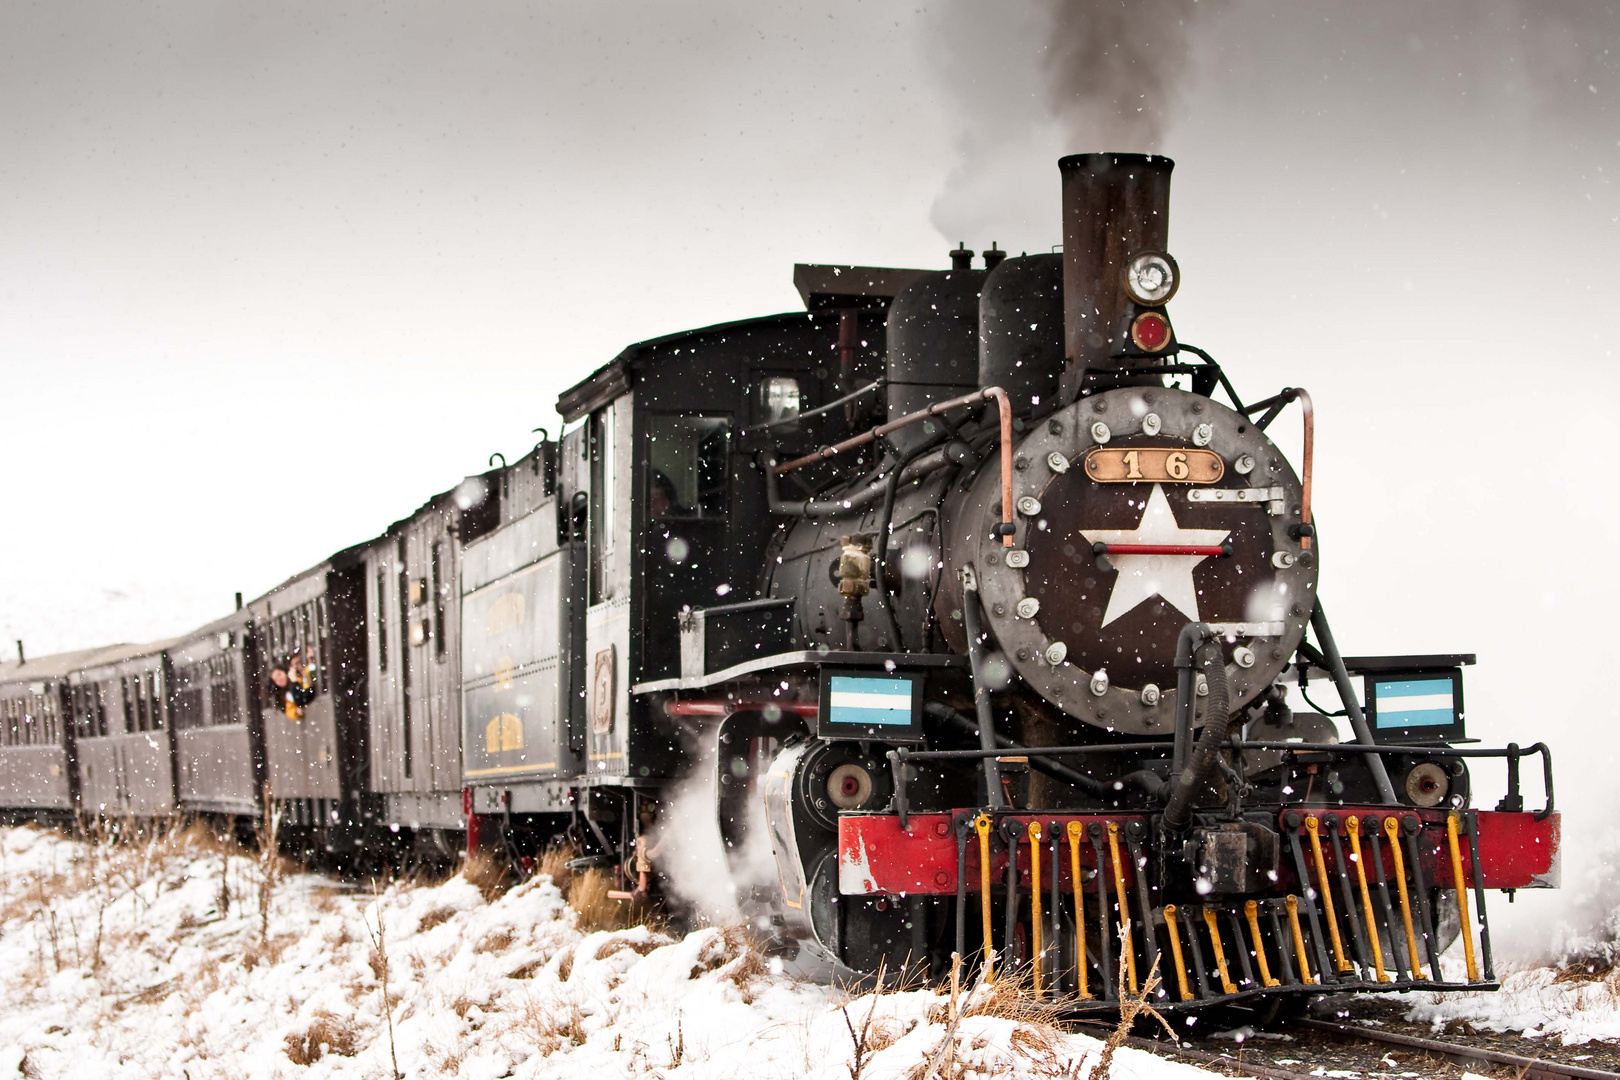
[1108,1020,1620,1080]
[1290,1018,1620,1080]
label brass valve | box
[837,535,873,598]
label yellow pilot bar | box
[1285,895,1315,984]
[1067,822,1089,999]
[975,813,994,980]
[1245,900,1280,987]
[1028,822,1044,1000]
[1384,815,1426,979]
[1447,812,1480,982]
[1163,904,1193,1000]
[1305,815,1352,973]
[1202,906,1237,995]
[1107,821,1136,994]
[1345,815,1388,982]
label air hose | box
[1161,623,1231,836]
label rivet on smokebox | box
[1016,496,1042,516]
[1142,413,1161,436]
[1235,454,1256,475]
[1233,646,1256,669]
[1005,549,1030,569]
[1193,423,1214,447]
[1272,550,1296,569]
[1047,452,1069,474]
[1140,683,1161,706]
[1044,641,1067,666]
[1089,669,1109,696]
[1016,597,1040,619]
[1091,421,1111,444]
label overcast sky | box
[2,0,1616,949]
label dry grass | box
[283,1012,359,1064]
[474,927,515,954]
[537,845,575,895]
[462,848,512,902]
[507,958,545,980]
[1554,956,1620,985]
[447,987,481,1019]
[240,934,290,972]
[568,867,639,933]
[518,994,588,1054]
[596,932,675,961]
[1085,951,1173,1080]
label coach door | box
[584,398,632,773]
[400,512,461,794]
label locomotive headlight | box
[1123,252,1179,305]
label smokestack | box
[235,591,244,611]
[15,640,22,665]
[1057,152,1174,394]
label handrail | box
[1242,386,1315,551]
[743,378,885,433]
[881,739,1554,827]
[773,386,1017,547]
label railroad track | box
[1116,1017,1620,1080]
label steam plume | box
[925,0,1221,244]
[1037,0,1221,151]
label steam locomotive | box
[0,153,1558,1013]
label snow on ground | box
[0,825,1222,1080]
[1401,963,1620,1046]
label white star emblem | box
[1080,484,1230,627]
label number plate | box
[1083,447,1225,484]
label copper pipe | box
[773,386,1017,548]
[663,700,818,718]
[1296,387,1314,551]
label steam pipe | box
[1163,623,1230,837]
[1309,601,1399,804]
[869,435,949,652]
[663,700,819,718]
[923,701,1107,797]
[1296,388,1315,551]
[958,573,1005,808]
[761,443,958,517]
[773,386,1018,548]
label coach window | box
[120,676,135,733]
[376,567,390,673]
[316,596,330,680]
[149,670,163,729]
[431,542,447,661]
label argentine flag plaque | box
[817,670,923,739]
[1366,669,1464,742]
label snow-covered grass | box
[0,824,1221,1079]
[1403,959,1620,1046]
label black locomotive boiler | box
[0,152,1558,1015]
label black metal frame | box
[884,739,1554,828]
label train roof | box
[555,263,921,425]
[377,469,501,539]
[70,636,189,674]
[0,643,135,685]
[556,310,806,424]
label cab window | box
[646,416,730,519]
